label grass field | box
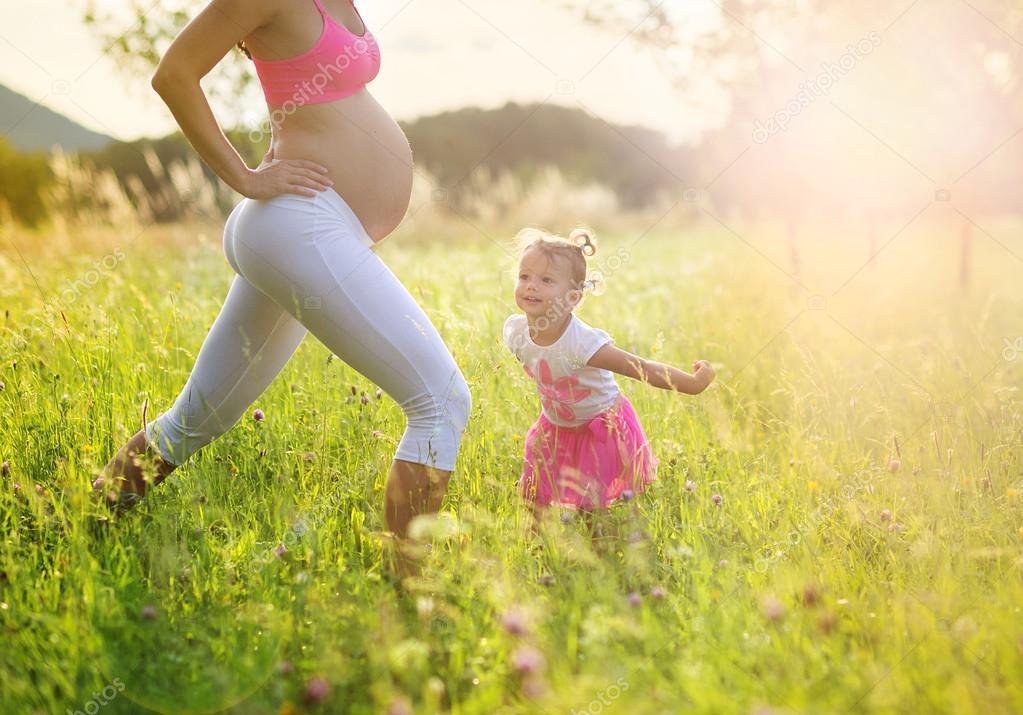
[1,214,1022,715]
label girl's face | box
[515,247,578,318]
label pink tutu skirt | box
[520,394,658,509]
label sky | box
[0,0,717,146]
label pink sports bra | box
[251,0,380,107]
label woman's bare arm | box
[150,0,329,198]
[587,343,715,394]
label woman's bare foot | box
[93,429,177,512]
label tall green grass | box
[1,215,1021,714]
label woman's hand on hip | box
[240,154,333,199]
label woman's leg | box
[95,273,307,507]
[229,190,471,553]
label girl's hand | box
[692,360,716,390]
[240,151,333,200]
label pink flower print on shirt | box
[524,359,592,422]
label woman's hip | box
[226,187,372,256]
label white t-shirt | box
[503,313,621,427]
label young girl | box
[503,227,716,513]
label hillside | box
[0,82,113,153]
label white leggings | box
[145,187,471,471]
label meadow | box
[1,205,1022,715]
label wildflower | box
[376,388,383,400]
[521,674,546,699]
[718,559,728,568]
[880,509,892,522]
[416,597,434,618]
[761,596,785,622]
[684,479,696,492]
[1,461,8,477]
[304,676,330,705]
[1007,488,1019,500]
[350,385,357,396]
[801,583,820,607]
[627,592,642,608]
[560,511,573,525]
[511,645,546,676]
[650,585,666,600]
[279,702,296,715]
[621,489,635,502]
[537,574,555,586]
[501,608,529,637]
[817,612,837,634]
[807,481,819,493]
[711,493,723,505]
[277,660,294,675]
[273,543,288,558]
[888,458,901,473]
[888,522,903,533]
[512,434,521,443]
[252,408,265,422]
[140,605,158,620]
[361,394,369,405]
[387,697,413,715]
[34,484,44,495]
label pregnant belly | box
[270,91,413,242]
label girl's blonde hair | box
[514,226,601,293]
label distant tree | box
[565,0,1023,219]
[0,137,54,228]
[80,0,257,115]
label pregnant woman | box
[93,0,471,567]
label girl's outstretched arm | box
[587,344,715,394]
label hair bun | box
[569,227,597,257]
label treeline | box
[0,102,694,229]
[403,102,692,209]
